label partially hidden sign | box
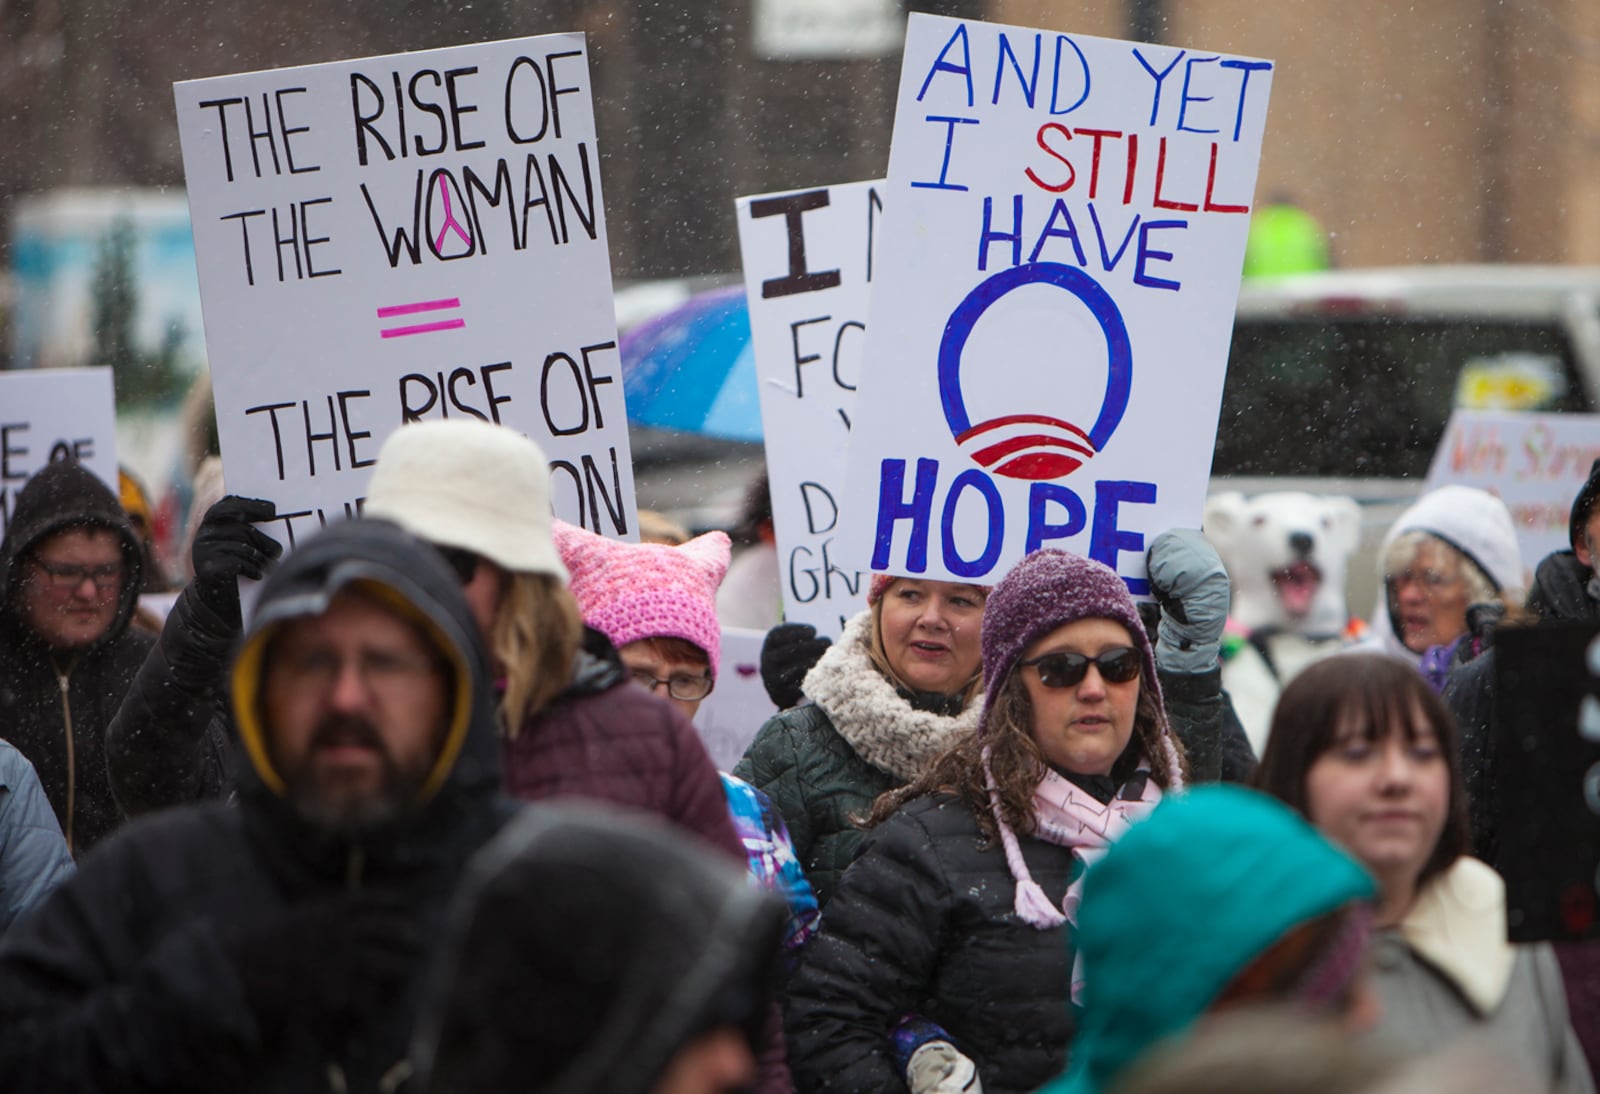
[837,14,1272,591]
[1426,409,1600,577]
[174,34,637,549]
[735,179,882,636]
[0,368,119,536]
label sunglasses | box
[1019,647,1141,689]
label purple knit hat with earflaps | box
[978,549,1164,731]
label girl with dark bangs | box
[1254,653,1592,1092]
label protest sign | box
[1494,624,1600,942]
[0,368,118,535]
[174,35,637,549]
[736,179,882,635]
[692,626,777,769]
[837,14,1272,592]
[1426,409,1600,577]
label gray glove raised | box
[907,1040,982,1094]
[1146,528,1230,675]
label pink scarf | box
[982,741,1181,932]
[982,744,1179,1003]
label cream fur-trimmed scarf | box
[801,610,981,782]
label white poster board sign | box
[837,14,1272,593]
[1426,409,1600,574]
[693,626,778,770]
[0,368,119,536]
[174,34,637,549]
[736,179,882,636]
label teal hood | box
[1044,786,1375,1094]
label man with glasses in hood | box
[0,517,511,1092]
[0,460,154,854]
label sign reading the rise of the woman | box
[173,35,638,550]
[837,15,1273,592]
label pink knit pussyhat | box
[551,520,731,677]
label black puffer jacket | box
[737,666,1248,909]
[0,519,513,1093]
[785,793,1078,1094]
[0,460,152,853]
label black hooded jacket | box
[0,518,514,1093]
[104,571,239,816]
[0,460,152,853]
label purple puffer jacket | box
[500,630,743,863]
[500,630,790,1090]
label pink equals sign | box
[377,297,465,338]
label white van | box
[1214,264,1600,613]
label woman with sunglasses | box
[1254,653,1592,1092]
[784,548,1190,1094]
[739,528,1246,920]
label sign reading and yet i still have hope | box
[838,15,1273,592]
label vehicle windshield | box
[1215,317,1587,478]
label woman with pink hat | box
[550,518,820,960]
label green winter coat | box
[733,611,980,909]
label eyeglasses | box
[274,646,443,694]
[31,558,124,591]
[628,668,714,702]
[1019,647,1141,689]
[1387,569,1459,594]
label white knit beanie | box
[364,420,568,581]
[1369,484,1523,659]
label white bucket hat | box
[364,420,568,582]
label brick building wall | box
[995,0,1600,266]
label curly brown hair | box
[863,665,1184,838]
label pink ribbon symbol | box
[432,178,473,254]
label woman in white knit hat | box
[1366,485,1524,689]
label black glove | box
[191,495,281,625]
[221,892,422,1041]
[760,623,831,710]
